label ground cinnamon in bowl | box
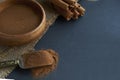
[0,4,41,35]
[0,0,46,46]
[0,3,41,35]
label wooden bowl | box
[0,0,46,46]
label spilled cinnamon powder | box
[0,3,41,35]
[31,49,59,78]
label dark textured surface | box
[7,0,120,80]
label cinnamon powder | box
[31,49,59,78]
[0,3,41,35]
[21,50,54,69]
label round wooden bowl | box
[0,0,46,46]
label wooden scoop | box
[0,50,54,69]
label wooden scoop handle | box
[0,60,19,68]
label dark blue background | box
[7,0,120,80]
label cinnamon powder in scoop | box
[21,49,59,78]
[31,49,59,78]
[0,3,41,35]
[21,50,54,69]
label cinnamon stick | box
[72,9,80,19]
[54,5,73,20]
[48,0,85,20]
[63,0,76,5]
[50,0,69,10]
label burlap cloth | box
[0,0,58,78]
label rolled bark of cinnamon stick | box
[77,6,85,16]
[63,0,76,5]
[50,0,69,10]
[48,0,85,20]
[72,9,80,19]
[54,5,73,20]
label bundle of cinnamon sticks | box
[48,0,85,20]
